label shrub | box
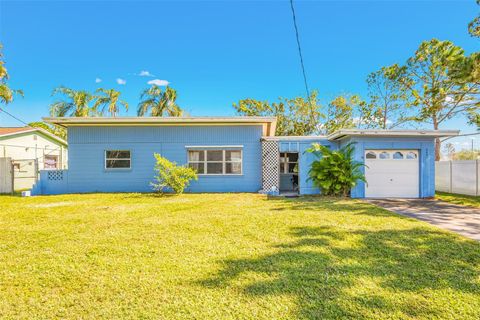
[151,153,198,194]
[306,143,366,197]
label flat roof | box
[262,135,328,141]
[327,129,460,141]
[43,116,277,136]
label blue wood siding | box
[277,138,336,195]
[64,125,263,193]
[284,136,435,198]
[33,125,436,198]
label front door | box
[279,152,299,192]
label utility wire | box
[0,107,31,127]
[289,0,310,99]
[441,131,480,142]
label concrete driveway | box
[366,199,480,241]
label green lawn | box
[1,193,479,319]
[436,192,480,208]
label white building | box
[0,127,67,190]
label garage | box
[364,150,419,198]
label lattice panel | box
[47,170,64,181]
[261,140,280,193]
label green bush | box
[151,153,198,194]
[306,143,366,197]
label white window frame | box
[364,150,419,160]
[105,150,131,170]
[187,148,243,176]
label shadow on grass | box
[436,192,480,208]
[0,191,23,197]
[265,195,401,218]
[199,224,480,319]
[120,192,179,199]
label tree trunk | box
[433,117,441,161]
[383,105,387,129]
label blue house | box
[32,117,458,198]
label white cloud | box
[147,79,170,86]
[139,70,154,77]
[95,78,102,83]
[116,78,127,85]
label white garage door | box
[365,150,419,198]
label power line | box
[441,131,480,142]
[289,0,310,99]
[0,107,31,127]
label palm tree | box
[50,86,95,117]
[137,85,183,116]
[93,88,128,116]
[0,43,23,105]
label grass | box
[436,192,480,208]
[1,193,479,319]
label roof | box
[43,116,278,136]
[0,127,67,146]
[262,135,328,141]
[327,129,460,141]
[0,127,33,136]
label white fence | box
[0,157,14,194]
[436,160,480,196]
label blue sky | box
[0,0,479,148]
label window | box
[44,155,58,169]
[393,152,404,159]
[279,152,299,174]
[406,152,417,159]
[379,152,390,159]
[365,151,377,159]
[105,150,131,169]
[188,149,242,175]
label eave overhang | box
[43,116,278,137]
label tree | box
[443,142,455,159]
[393,39,480,160]
[468,0,480,38]
[28,121,67,140]
[151,153,198,194]
[137,85,182,116]
[323,94,364,134]
[306,142,366,197]
[50,86,96,117]
[93,88,128,116]
[469,111,480,130]
[365,66,408,129]
[0,43,23,106]
[233,91,324,136]
[452,149,480,160]
[450,52,480,130]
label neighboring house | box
[0,127,68,189]
[32,117,457,198]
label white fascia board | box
[185,145,244,148]
[262,136,328,141]
[43,116,278,137]
[327,129,460,141]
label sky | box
[0,0,479,150]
